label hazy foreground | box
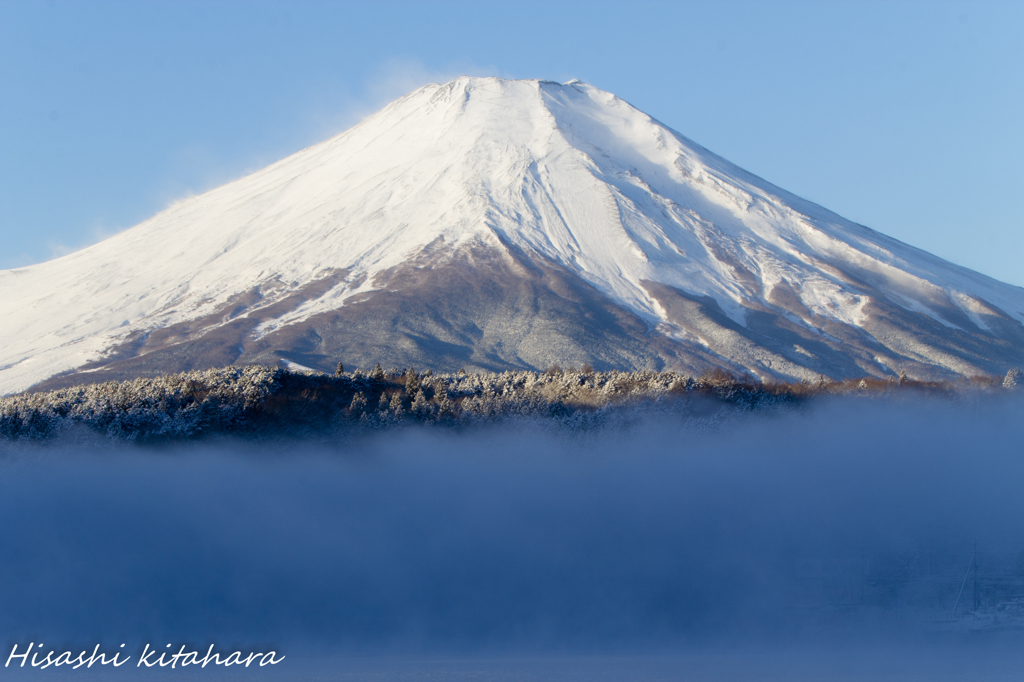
[2,395,1024,680]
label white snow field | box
[2,77,1023,394]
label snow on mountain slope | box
[2,77,1023,394]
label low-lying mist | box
[2,395,1023,662]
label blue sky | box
[2,0,1021,285]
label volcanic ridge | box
[3,76,1023,395]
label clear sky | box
[2,0,1021,285]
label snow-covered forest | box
[1,364,1018,441]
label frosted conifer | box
[335,362,344,376]
[1004,368,1022,389]
[410,390,429,417]
[370,363,384,381]
[349,391,367,414]
[405,367,420,396]
[389,392,404,416]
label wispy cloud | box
[319,56,505,138]
[43,224,121,262]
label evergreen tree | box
[370,363,384,381]
[389,392,404,416]
[405,367,420,396]
[349,391,367,414]
[1004,367,1022,389]
[335,362,344,376]
[436,391,454,416]
[410,389,430,417]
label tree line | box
[0,363,1019,442]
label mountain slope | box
[3,77,1023,394]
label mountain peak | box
[3,78,1023,394]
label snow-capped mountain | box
[3,77,1023,394]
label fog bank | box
[2,396,1023,675]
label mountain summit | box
[3,77,1023,394]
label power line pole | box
[953,544,977,617]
